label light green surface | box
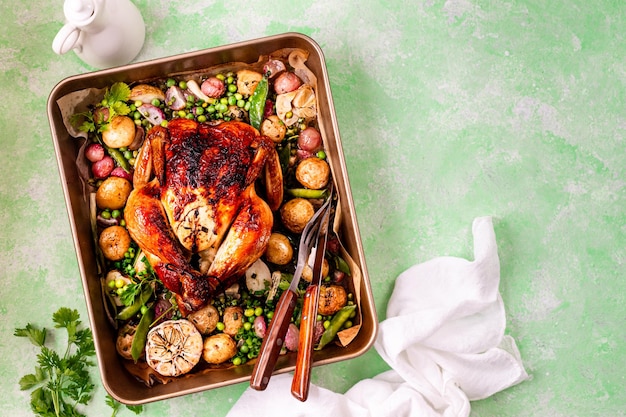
[1,0,624,415]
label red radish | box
[273,72,302,95]
[201,77,225,98]
[110,166,133,182]
[263,59,286,78]
[298,127,322,152]
[253,316,267,338]
[85,143,105,162]
[92,156,114,179]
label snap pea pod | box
[287,188,328,199]
[105,145,131,173]
[249,76,268,130]
[316,304,356,350]
[116,285,153,321]
[131,306,154,362]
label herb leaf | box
[105,82,131,104]
[15,307,96,417]
[14,323,46,346]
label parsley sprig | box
[70,82,132,134]
[14,308,144,417]
[15,308,96,417]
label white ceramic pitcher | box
[52,0,145,69]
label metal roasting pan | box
[47,32,376,405]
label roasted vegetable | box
[145,319,203,377]
[280,198,315,234]
[202,333,237,364]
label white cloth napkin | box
[226,217,528,417]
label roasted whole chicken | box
[125,118,283,314]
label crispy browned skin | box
[125,119,277,313]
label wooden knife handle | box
[291,283,320,401]
[250,289,298,390]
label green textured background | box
[1,0,624,415]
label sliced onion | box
[165,85,186,111]
[138,104,165,126]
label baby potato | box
[116,322,137,360]
[202,333,237,364]
[222,306,244,337]
[265,233,293,265]
[187,304,220,335]
[236,69,263,97]
[99,225,131,261]
[301,258,329,282]
[260,115,287,143]
[102,115,136,149]
[318,284,348,316]
[295,157,330,190]
[280,198,314,234]
[96,176,132,210]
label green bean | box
[131,306,154,362]
[249,76,268,130]
[316,304,356,350]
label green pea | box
[237,99,246,108]
[207,105,216,113]
[232,356,242,366]
[111,209,121,219]
[179,81,187,89]
[119,219,126,227]
[101,210,111,219]
[151,98,161,107]
[243,322,252,331]
[240,344,249,354]
[160,120,168,128]
[227,75,234,84]
[216,73,225,81]
[195,107,204,115]
[228,96,237,106]
[216,322,225,331]
[197,115,207,123]
[186,113,195,120]
[134,100,143,108]
[166,78,176,87]
[178,110,187,117]
[227,84,237,93]
[254,307,263,316]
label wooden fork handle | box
[250,289,297,390]
[291,283,320,401]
